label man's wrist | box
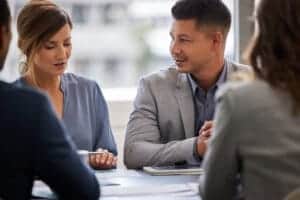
[193,139,203,162]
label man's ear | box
[211,31,223,47]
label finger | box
[97,154,104,165]
[202,129,212,138]
[199,122,210,134]
[198,125,206,135]
[105,153,114,166]
[99,152,109,165]
[89,154,97,167]
[199,129,210,138]
[207,128,213,136]
[91,153,107,169]
[91,154,101,167]
[198,129,203,136]
[202,121,213,131]
[205,120,213,125]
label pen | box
[77,150,104,156]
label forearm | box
[124,137,197,169]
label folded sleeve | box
[124,78,197,169]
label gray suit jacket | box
[124,60,250,169]
[199,79,300,200]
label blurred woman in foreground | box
[199,0,300,199]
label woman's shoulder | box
[62,73,104,98]
[217,79,270,100]
[216,79,282,116]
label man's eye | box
[44,45,55,49]
[64,43,71,47]
[179,38,189,42]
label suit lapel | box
[173,60,243,139]
[175,72,195,139]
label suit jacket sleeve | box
[199,86,240,200]
[124,78,197,169]
[93,83,117,155]
[33,95,100,200]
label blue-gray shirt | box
[188,61,227,135]
[14,73,117,155]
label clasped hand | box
[197,121,213,156]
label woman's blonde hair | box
[17,0,72,74]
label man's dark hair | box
[171,0,231,35]
[0,0,10,27]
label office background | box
[1,0,254,167]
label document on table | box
[102,183,199,197]
[31,179,119,199]
[96,169,142,179]
[143,165,204,175]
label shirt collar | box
[215,60,228,88]
[187,73,198,96]
[187,60,228,96]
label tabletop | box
[32,168,202,200]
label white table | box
[32,169,202,200]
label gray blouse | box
[14,73,117,155]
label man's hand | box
[199,120,213,137]
[196,121,213,156]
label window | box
[72,4,90,25]
[2,0,239,92]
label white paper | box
[101,183,199,197]
[96,169,142,179]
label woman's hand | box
[89,148,117,169]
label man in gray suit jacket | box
[124,0,250,169]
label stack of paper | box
[143,166,204,175]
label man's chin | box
[176,66,190,73]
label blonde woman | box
[14,0,117,169]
